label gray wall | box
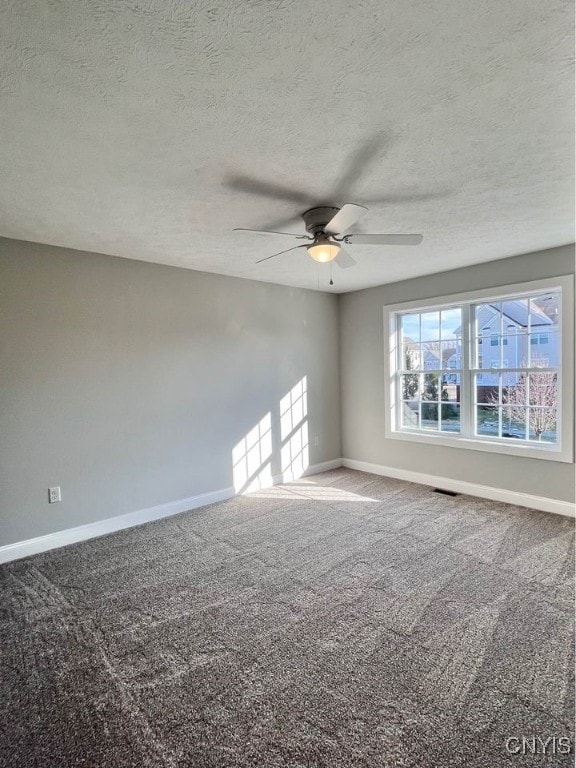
[339,244,576,503]
[0,238,341,547]
[2,238,574,549]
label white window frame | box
[384,275,574,463]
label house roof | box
[454,300,554,336]
[496,299,552,328]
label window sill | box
[387,428,572,463]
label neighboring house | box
[473,300,556,394]
[403,339,459,372]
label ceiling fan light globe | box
[307,243,340,263]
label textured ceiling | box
[1,0,574,293]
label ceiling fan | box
[233,204,423,269]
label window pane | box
[401,314,420,342]
[476,405,499,436]
[501,373,527,435]
[501,298,528,332]
[401,402,419,429]
[528,330,557,367]
[475,372,498,402]
[527,372,557,406]
[475,302,500,336]
[402,374,420,400]
[501,407,526,439]
[422,341,442,369]
[502,371,523,400]
[402,344,422,370]
[441,403,460,433]
[422,374,439,401]
[441,340,460,368]
[421,402,438,429]
[440,308,462,341]
[497,331,525,368]
[530,294,560,331]
[476,372,500,403]
[442,376,459,402]
[420,311,440,341]
[528,408,557,443]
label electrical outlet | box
[313,435,320,447]
[48,486,61,504]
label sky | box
[402,308,461,342]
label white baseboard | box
[0,459,344,564]
[342,458,576,518]
[0,486,235,565]
[304,458,344,475]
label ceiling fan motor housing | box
[302,206,340,236]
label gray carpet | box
[1,469,574,767]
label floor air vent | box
[433,488,459,497]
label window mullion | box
[461,303,472,437]
[394,313,401,432]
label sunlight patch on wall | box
[280,376,309,482]
[232,412,273,493]
[232,376,311,495]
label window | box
[398,308,462,434]
[531,333,549,345]
[385,276,573,462]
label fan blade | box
[361,191,446,205]
[256,245,309,264]
[334,248,357,269]
[324,204,368,235]
[333,133,391,198]
[258,213,305,231]
[234,228,308,239]
[226,175,313,205]
[345,234,423,246]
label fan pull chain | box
[329,261,333,286]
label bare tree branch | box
[489,363,557,440]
